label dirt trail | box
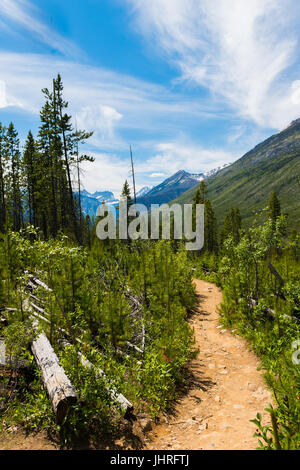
[144,279,272,450]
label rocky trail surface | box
[143,279,272,450]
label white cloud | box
[80,152,131,194]
[149,172,165,178]
[135,139,237,177]
[80,139,237,193]
[0,52,213,150]
[127,0,300,129]
[0,81,8,108]
[0,0,80,57]
[76,105,123,141]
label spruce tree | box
[37,75,93,240]
[38,95,60,237]
[193,180,217,253]
[268,191,281,228]
[204,199,218,253]
[54,74,93,241]
[193,180,207,205]
[121,180,132,207]
[221,207,241,245]
[6,123,23,231]
[23,131,38,226]
[0,124,8,233]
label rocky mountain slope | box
[174,120,300,226]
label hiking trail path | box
[143,279,272,450]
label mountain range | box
[78,169,224,217]
[77,190,118,217]
[135,170,204,208]
[174,119,300,226]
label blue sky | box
[1,0,300,194]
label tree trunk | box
[31,327,77,423]
[78,352,134,417]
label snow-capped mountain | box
[75,189,118,217]
[135,186,152,198]
[136,170,204,208]
[78,165,230,216]
[203,163,230,178]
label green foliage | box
[214,210,300,449]
[0,231,196,444]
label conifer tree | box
[121,180,132,207]
[38,94,60,237]
[0,124,8,233]
[268,191,281,228]
[204,199,218,253]
[193,180,207,205]
[54,74,93,241]
[193,180,218,253]
[23,131,38,226]
[221,207,241,245]
[37,75,93,240]
[6,123,23,231]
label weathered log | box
[126,341,143,355]
[31,324,77,423]
[29,292,43,304]
[267,262,285,286]
[249,298,275,320]
[77,352,134,418]
[248,298,297,322]
[60,339,134,417]
[30,302,46,315]
[115,346,142,365]
[30,302,84,345]
[28,274,52,292]
[0,338,29,368]
[0,338,6,366]
[29,305,135,417]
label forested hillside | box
[174,120,300,226]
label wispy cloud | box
[81,139,237,193]
[0,0,81,57]
[0,52,235,190]
[136,140,236,176]
[80,152,131,194]
[0,81,8,108]
[127,0,300,129]
[0,52,216,149]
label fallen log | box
[267,262,285,286]
[115,346,142,366]
[25,272,52,292]
[126,341,143,355]
[248,298,298,322]
[29,306,135,417]
[22,298,77,423]
[78,352,134,418]
[0,338,30,369]
[248,298,275,320]
[31,326,77,423]
[29,304,84,346]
